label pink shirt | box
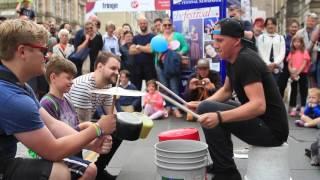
[144,91,164,111]
[287,50,311,73]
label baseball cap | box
[213,18,244,38]
[196,59,210,68]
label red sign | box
[155,0,170,10]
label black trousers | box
[197,101,284,176]
[95,134,122,172]
[131,62,157,90]
[72,60,83,77]
[289,73,308,107]
[278,62,290,97]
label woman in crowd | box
[53,29,75,58]
[155,17,189,118]
[257,17,286,84]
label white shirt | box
[102,34,121,56]
[257,32,286,69]
[52,43,75,58]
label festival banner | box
[171,0,226,72]
[86,0,170,14]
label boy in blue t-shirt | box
[0,19,116,180]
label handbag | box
[68,47,90,62]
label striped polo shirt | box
[66,73,112,112]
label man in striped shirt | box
[67,52,121,180]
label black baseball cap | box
[213,18,244,38]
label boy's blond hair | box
[45,55,77,84]
[0,19,49,61]
[309,88,320,100]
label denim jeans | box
[155,64,180,108]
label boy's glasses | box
[22,43,48,56]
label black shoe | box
[96,170,117,180]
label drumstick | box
[159,92,200,119]
[156,81,188,105]
[111,74,120,114]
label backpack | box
[41,94,60,119]
[159,50,181,78]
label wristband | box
[216,111,223,124]
[93,123,103,137]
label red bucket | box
[158,128,200,142]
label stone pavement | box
[17,116,320,180]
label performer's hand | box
[198,112,219,128]
[90,135,113,154]
[97,115,116,135]
[186,101,201,111]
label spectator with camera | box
[183,58,221,102]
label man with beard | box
[129,17,156,90]
[66,52,120,180]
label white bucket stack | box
[154,140,208,180]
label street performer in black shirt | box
[187,18,289,180]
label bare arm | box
[40,108,103,152]
[103,105,116,115]
[16,2,21,12]
[297,59,307,75]
[206,77,233,102]
[15,120,97,161]
[137,44,152,53]
[76,35,90,52]
[129,44,141,55]
[198,82,266,128]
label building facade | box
[0,0,86,25]
[274,0,320,33]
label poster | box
[171,0,226,70]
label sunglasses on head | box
[22,43,48,56]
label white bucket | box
[154,140,208,180]
[156,154,207,163]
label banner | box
[86,0,170,14]
[155,0,170,10]
[171,0,226,73]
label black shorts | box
[0,158,52,180]
[0,156,91,180]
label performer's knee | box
[197,101,215,114]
